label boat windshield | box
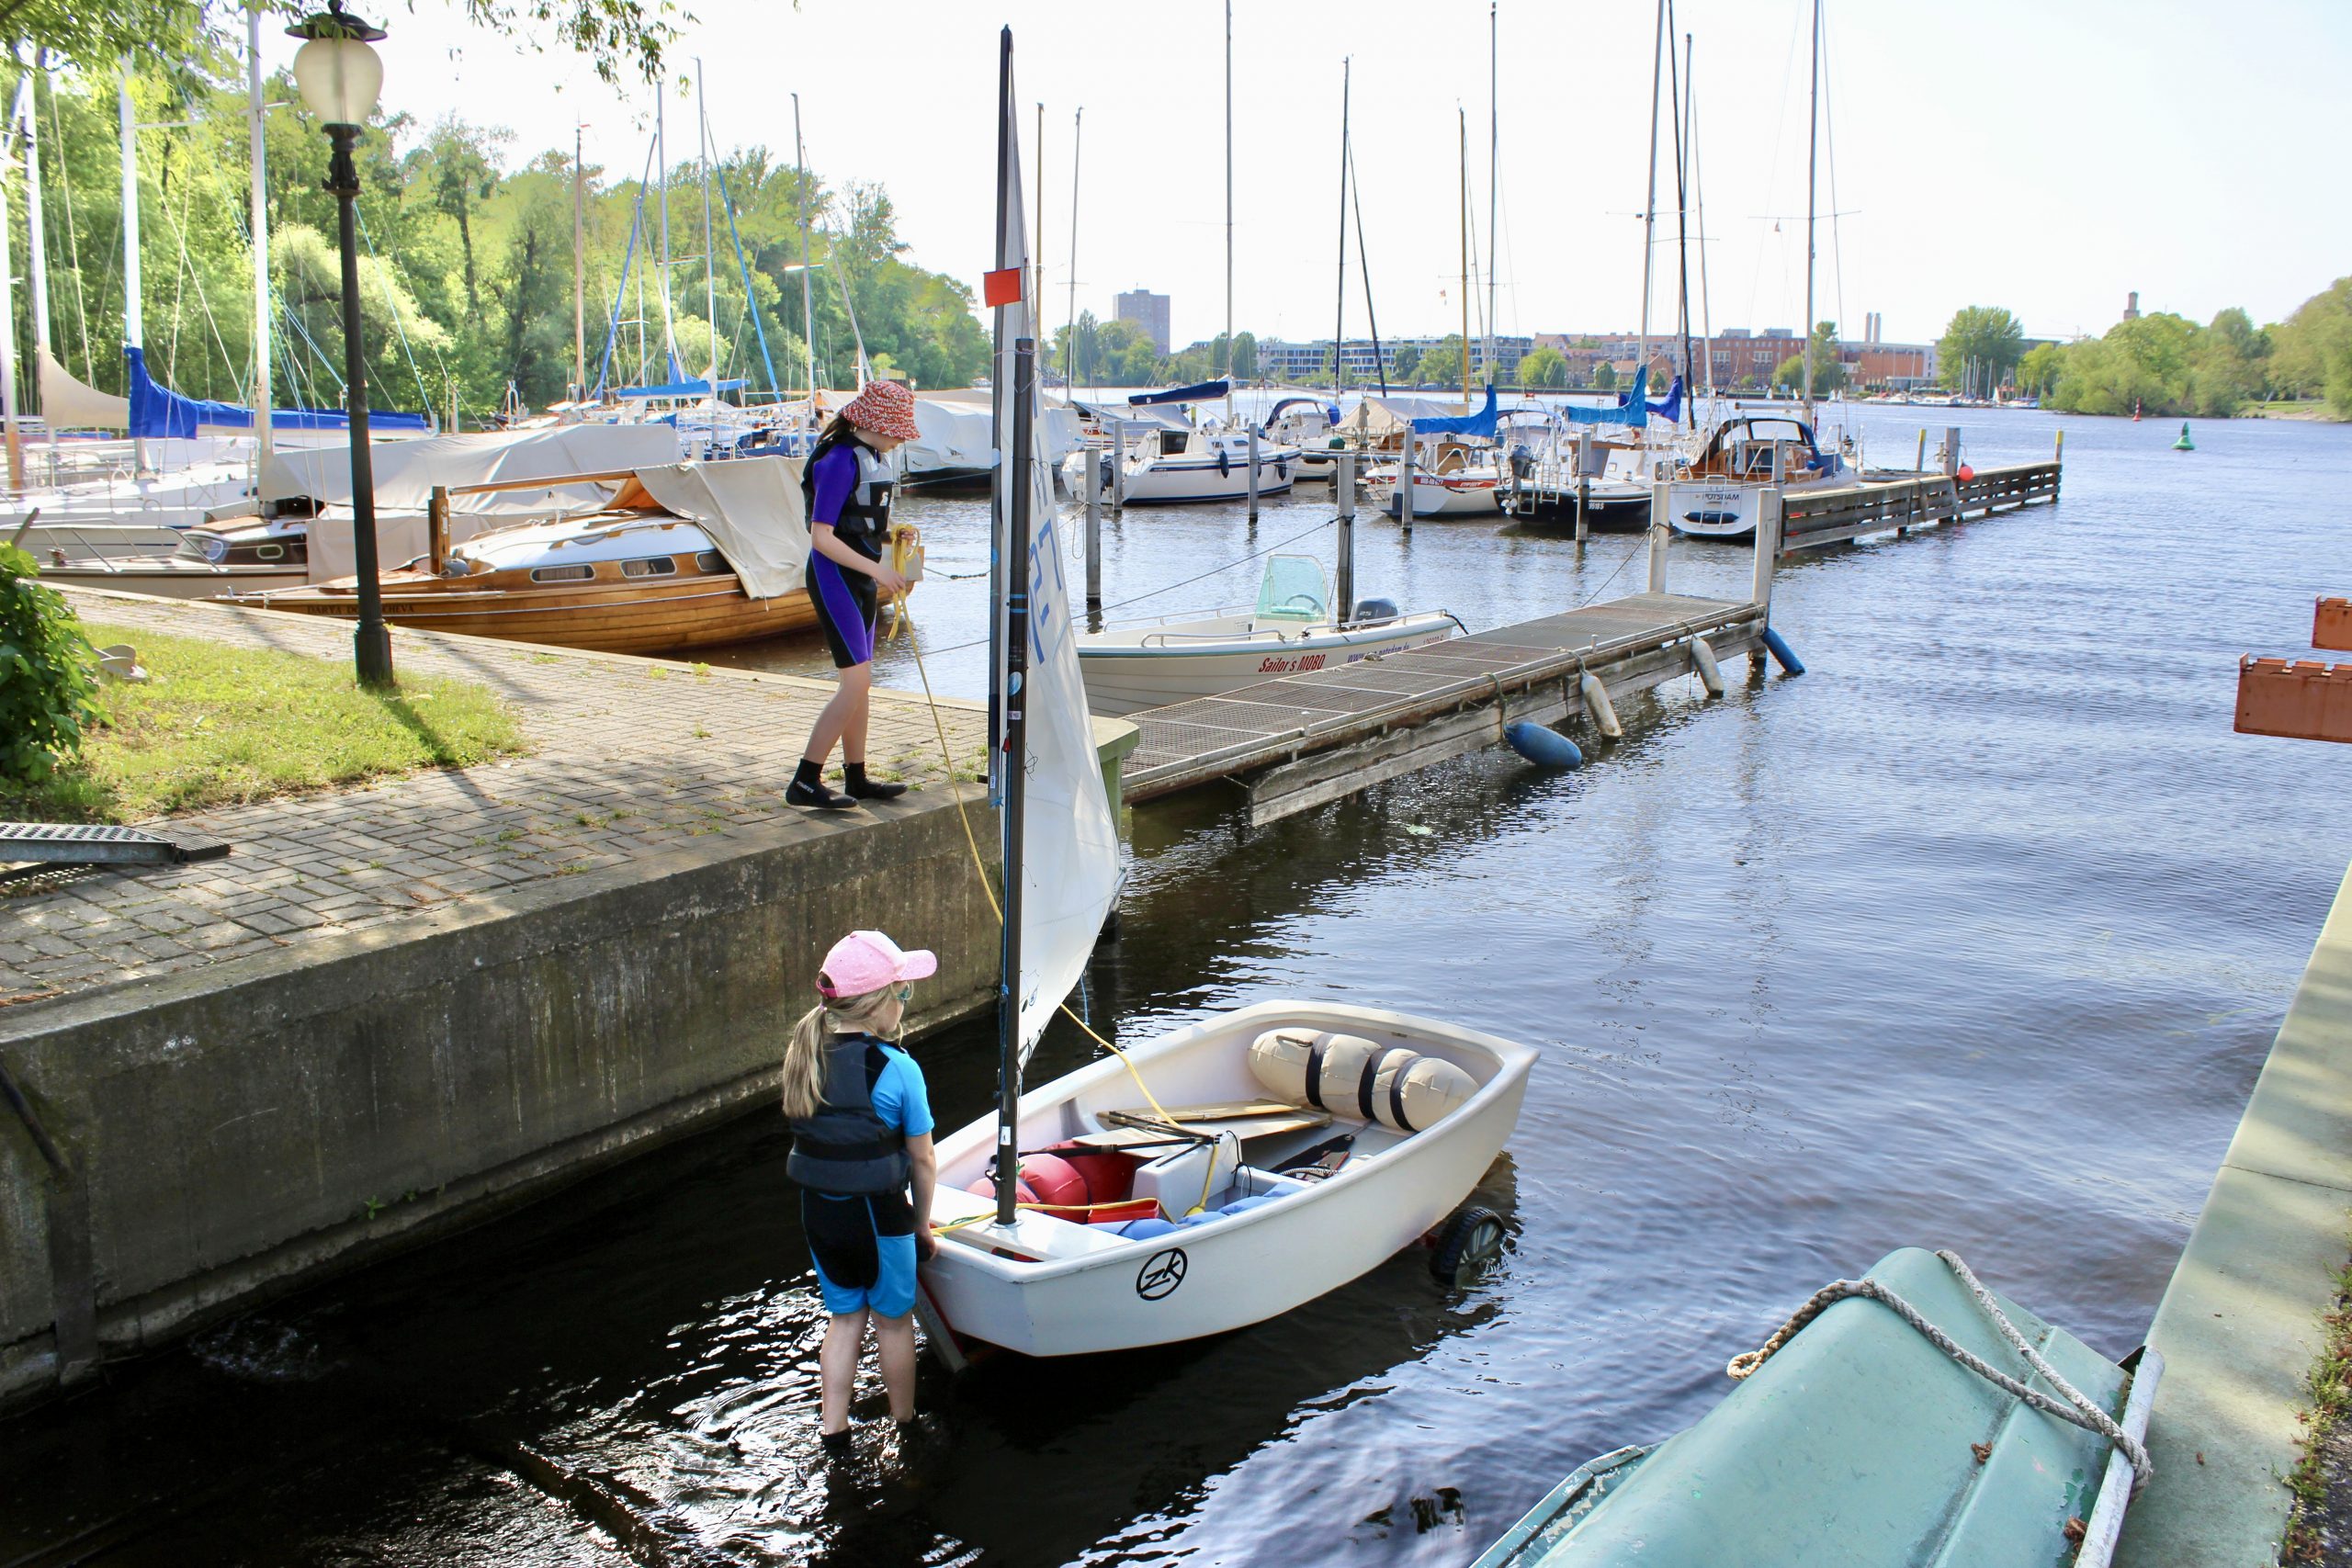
[1256,555,1330,623]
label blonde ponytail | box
[779,983,904,1121]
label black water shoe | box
[789,760,857,810]
[843,764,907,802]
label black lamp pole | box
[323,121,391,687]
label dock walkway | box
[1779,459,2061,553]
[1125,589,1765,825]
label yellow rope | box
[899,606,1176,1128]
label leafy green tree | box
[2016,342,2064,399]
[2269,278,2352,411]
[1937,306,2025,391]
[1231,331,1256,378]
[2047,311,2200,416]
[1519,345,1568,388]
[1593,361,1617,390]
[1388,342,1420,383]
[1418,334,1465,389]
[0,545,100,787]
[1771,321,1847,395]
[414,116,512,326]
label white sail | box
[991,34,1121,1060]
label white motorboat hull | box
[1062,445,1303,505]
[36,559,309,598]
[1077,611,1456,716]
[1371,470,1503,519]
[1665,479,1758,539]
[919,999,1534,1358]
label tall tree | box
[1937,306,2025,392]
[416,116,513,326]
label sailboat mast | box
[573,122,585,400]
[0,92,22,488]
[1223,0,1234,420]
[1487,1,1497,389]
[245,4,272,464]
[1634,0,1663,393]
[792,94,815,408]
[1458,110,1469,412]
[699,66,718,399]
[1801,0,1819,427]
[656,79,675,375]
[1035,103,1044,323]
[1690,47,1714,409]
[1333,58,1349,397]
[990,26,1031,1233]
[1064,107,1080,389]
[18,73,55,463]
[1670,19,1692,429]
[119,60,144,468]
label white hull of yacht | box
[1077,611,1456,716]
[36,559,309,598]
[1371,469,1504,519]
[918,1000,1534,1358]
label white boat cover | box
[631,456,810,601]
[993,52,1122,1062]
[1348,395,1480,437]
[907,396,997,479]
[261,424,681,518]
[39,348,129,429]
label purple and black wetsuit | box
[802,435,894,670]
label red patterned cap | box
[840,379,921,442]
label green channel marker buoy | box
[2174,422,2195,451]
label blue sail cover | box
[1557,367,1650,429]
[126,347,431,438]
[1409,383,1501,437]
[1644,375,1684,422]
[1129,378,1228,406]
[614,377,750,400]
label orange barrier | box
[2315,597,2352,652]
[2236,656,2352,743]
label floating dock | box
[1780,459,2061,554]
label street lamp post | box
[288,2,392,688]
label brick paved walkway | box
[1,588,990,1005]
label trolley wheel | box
[1431,1206,1507,1287]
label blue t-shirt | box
[868,1042,933,1138]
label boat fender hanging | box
[1367,1047,1476,1133]
[1580,671,1623,739]
[1955,464,1975,481]
[1218,449,1231,479]
[1276,458,1288,481]
[1690,636,1725,698]
[1505,721,1583,770]
[1762,625,1806,676]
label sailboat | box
[912,30,1533,1365]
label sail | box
[37,348,129,429]
[991,28,1122,1062]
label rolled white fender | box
[1581,670,1623,739]
[1690,636,1724,698]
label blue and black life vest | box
[800,432,895,549]
[786,1032,912,1195]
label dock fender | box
[1217,449,1231,479]
[1690,636,1725,698]
[1504,721,1583,770]
[1276,457,1288,481]
[1579,670,1623,739]
[1761,625,1805,676]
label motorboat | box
[920,1000,1533,1359]
[1061,380,1300,505]
[31,509,312,599]
[919,40,1530,1367]
[1664,414,1852,541]
[1074,554,1455,716]
[1262,394,1344,480]
[234,453,913,657]
[1367,435,1506,519]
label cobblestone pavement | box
[1,589,990,1006]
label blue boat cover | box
[1409,384,1501,437]
[125,347,431,438]
[614,376,750,400]
[1262,395,1340,428]
[1557,367,1650,429]
[1129,379,1229,406]
[1642,375,1683,422]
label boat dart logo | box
[1136,1247,1188,1301]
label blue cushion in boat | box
[1118,1216,1180,1240]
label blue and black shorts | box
[803,1187,918,1318]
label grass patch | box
[0,621,526,825]
[2283,1255,2352,1562]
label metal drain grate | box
[0,822,232,866]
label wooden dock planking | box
[1780,459,2060,554]
[1124,591,1762,820]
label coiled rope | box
[1725,1248,2153,1494]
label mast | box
[1634,0,1664,396]
[1487,1,1497,389]
[698,64,718,399]
[1035,102,1044,326]
[1670,20,1693,428]
[1802,0,1819,427]
[1333,58,1349,396]
[1458,109,1469,412]
[0,90,21,488]
[246,5,272,464]
[1063,107,1080,389]
[792,94,816,407]
[119,60,145,468]
[1223,0,1234,419]
[1690,47,1714,409]
[18,73,55,462]
[572,121,585,400]
[656,79,675,376]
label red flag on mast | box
[983,266,1024,308]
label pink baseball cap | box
[817,929,938,998]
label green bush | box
[0,544,101,784]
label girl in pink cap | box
[789,380,922,809]
[780,928,941,1458]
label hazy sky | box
[301,0,2351,349]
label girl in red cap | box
[789,380,922,808]
[781,928,941,1457]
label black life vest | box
[786,1033,912,1195]
[800,433,895,548]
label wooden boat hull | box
[918,999,1534,1358]
[245,574,823,655]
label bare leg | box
[801,662,873,769]
[873,1312,918,1423]
[819,1309,868,1434]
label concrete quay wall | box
[0,796,1002,1409]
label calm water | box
[6,408,2350,1566]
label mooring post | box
[1336,449,1356,623]
[2054,428,2064,462]
[1576,430,1593,545]
[1915,427,1928,473]
[1942,425,1962,477]
[1247,423,1261,521]
[1646,477,1669,593]
[1397,434,1416,536]
[1111,423,1126,511]
[1753,483,1783,617]
[1084,445,1102,621]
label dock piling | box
[2054,428,2064,461]
[1915,428,1927,472]
[1942,426,1962,477]
[1112,425,1126,511]
[1576,431,1593,545]
[1398,434,1416,535]
[1084,447,1102,620]
[1752,485,1783,615]
[1335,450,1356,622]
[1247,423,1261,521]
[1646,479,1670,593]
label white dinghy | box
[1075,555,1455,716]
[912,33,1532,1366]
